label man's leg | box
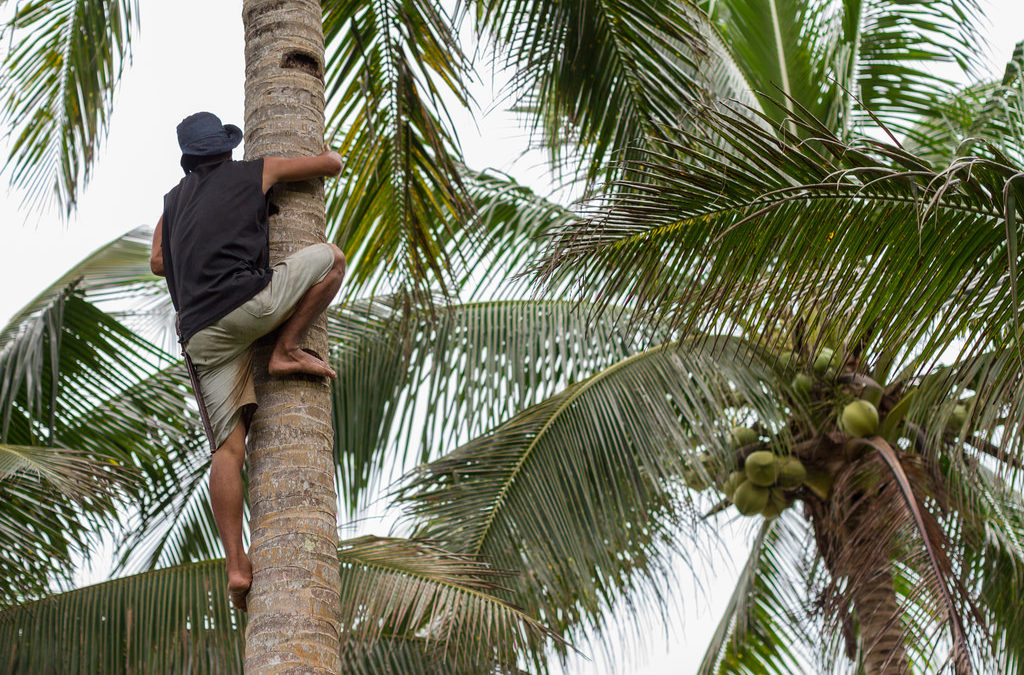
[268,244,346,379]
[209,419,251,611]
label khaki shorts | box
[185,243,335,451]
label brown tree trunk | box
[241,1,341,672]
[852,565,911,675]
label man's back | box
[162,158,270,342]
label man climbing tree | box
[150,110,347,611]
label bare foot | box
[268,346,336,380]
[227,556,253,612]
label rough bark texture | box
[242,1,341,672]
[853,566,911,675]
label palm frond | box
[0,289,178,457]
[943,455,1024,674]
[0,0,138,215]
[322,0,474,298]
[455,168,578,296]
[472,0,710,185]
[845,0,986,141]
[855,438,973,671]
[0,537,557,674]
[400,336,787,662]
[538,101,1024,443]
[344,636,528,674]
[0,298,210,576]
[0,230,211,578]
[698,516,826,675]
[0,443,134,607]
[0,557,245,674]
[338,536,560,669]
[806,439,1007,673]
[703,0,827,130]
[904,40,1024,167]
[0,225,172,353]
[702,0,986,140]
[329,295,649,513]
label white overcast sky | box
[1,2,1022,673]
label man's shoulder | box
[224,158,264,171]
[209,158,265,186]
[162,179,185,210]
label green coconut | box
[744,451,778,487]
[761,500,783,519]
[776,456,807,488]
[791,373,813,398]
[761,488,789,519]
[722,470,745,499]
[733,481,771,516]
[730,426,759,449]
[813,348,837,376]
[841,399,879,437]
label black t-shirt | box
[162,158,271,342]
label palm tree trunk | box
[241,1,341,672]
[852,565,910,675]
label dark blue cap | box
[176,112,243,156]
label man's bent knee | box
[328,244,346,276]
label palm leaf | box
[698,516,825,675]
[338,536,560,669]
[0,0,138,215]
[702,0,826,131]
[472,0,710,185]
[847,437,974,671]
[322,0,474,297]
[702,0,985,140]
[454,168,578,297]
[0,225,172,353]
[400,336,786,662]
[943,456,1024,674]
[0,537,557,674]
[0,230,210,579]
[904,40,1024,167]
[0,443,135,607]
[537,101,1024,445]
[329,294,648,513]
[0,295,210,579]
[844,0,985,141]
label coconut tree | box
[400,31,1024,675]
[396,4,1024,675]
[2,0,1023,673]
[237,1,344,669]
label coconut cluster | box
[723,445,807,519]
[682,426,812,520]
[680,345,975,521]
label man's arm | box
[261,150,343,194]
[150,217,165,277]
